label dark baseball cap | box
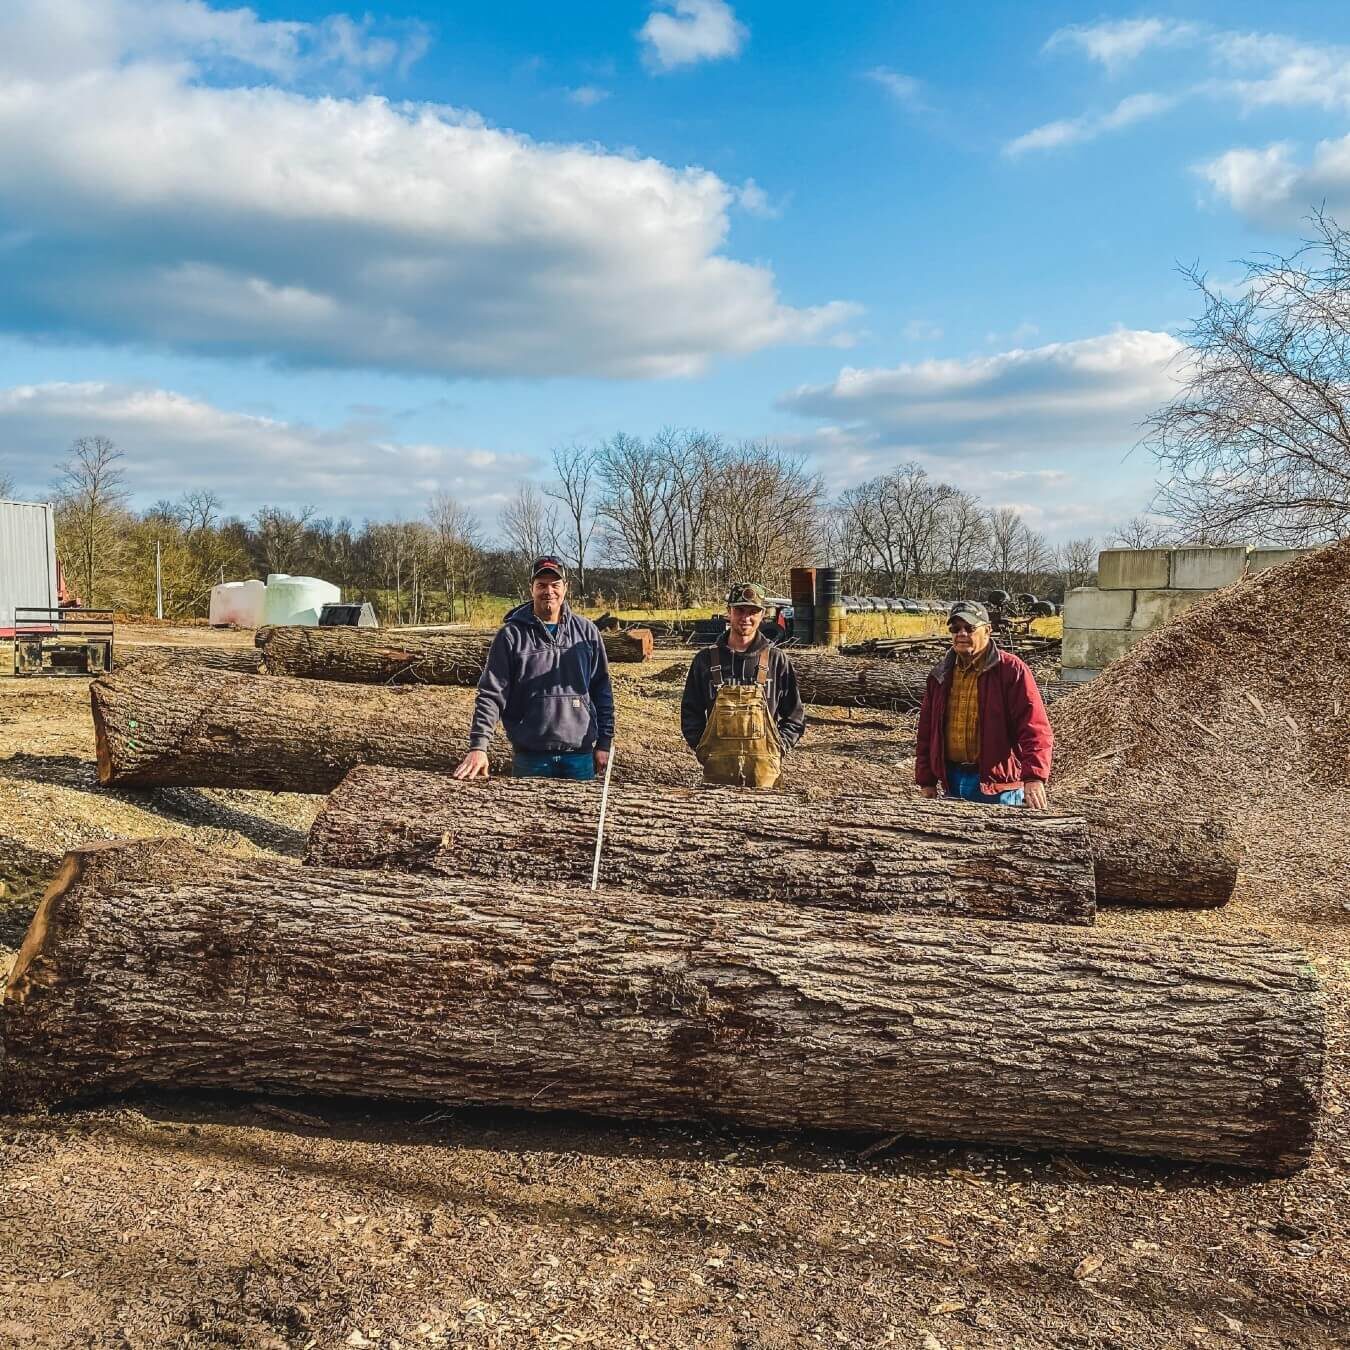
[726,581,767,610]
[530,556,568,580]
[948,600,991,627]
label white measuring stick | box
[589,746,616,891]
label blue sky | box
[2,0,1349,542]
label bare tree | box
[251,505,315,575]
[546,445,599,599]
[0,468,16,499]
[1108,513,1174,549]
[53,435,129,607]
[427,491,483,620]
[1145,212,1350,544]
[499,483,559,591]
[1058,536,1099,592]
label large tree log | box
[789,651,930,711]
[0,839,1322,1171]
[1054,794,1240,909]
[307,770,1234,911]
[256,623,651,685]
[306,769,1096,924]
[91,668,470,792]
[116,643,263,675]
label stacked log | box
[0,838,1322,1171]
[256,623,651,685]
[305,769,1097,924]
[780,651,931,711]
[308,768,1235,910]
[90,668,468,791]
[116,644,263,675]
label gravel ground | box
[0,629,1346,1349]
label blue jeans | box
[945,762,1024,807]
[512,749,596,781]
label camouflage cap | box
[726,581,767,610]
[948,600,991,628]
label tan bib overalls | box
[695,645,783,789]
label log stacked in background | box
[769,650,931,711]
[1053,794,1241,909]
[256,623,651,685]
[115,644,263,675]
[0,838,1322,1171]
[90,668,469,792]
[306,769,1097,924]
[308,769,1235,910]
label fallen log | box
[256,623,651,685]
[0,838,1322,1171]
[776,651,931,711]
[1054,794,1241,908]
[306,769,1097,924]
[307,768,1232,912]
[91,668,471,791]
[116,643,263,675]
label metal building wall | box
[0,499,59,633]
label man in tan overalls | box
[680,582,806,787]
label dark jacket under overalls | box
[680,633,806,752]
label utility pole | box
[155,539,163,620]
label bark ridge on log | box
[0,839,1322,1172]
[307,768,1097,925]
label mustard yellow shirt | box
[944,655,981,765]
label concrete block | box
[1061,627,1147,671]
[1130,588,1210,630]
[1058,666,1102,684]
[1248,547,1314,575]
[1168,546,1248,590]
[1097,548,1170,590]
[1063,586,1135,630]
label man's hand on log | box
[595,748,610,774]
[1024,780,1048,810]
[453,750,490,780]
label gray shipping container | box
[0,499,60,633]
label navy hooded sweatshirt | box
[468,603,615,755]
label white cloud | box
[1046,19,1199,73]
[1005,91,1179,156]
[1201,137,1350,227]
[867,68,927,111]
[778,329,1184,456]
[0,1,851,380]
[566,85,610,107]
[639,1,748,73]
[1212,32,1350,113]
[902,319,943,343]
[0,381,531,517]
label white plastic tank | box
[263,574,341,627]
[208,579,266,628]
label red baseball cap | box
[530,556,568,580]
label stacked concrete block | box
[1060,543,1314,684]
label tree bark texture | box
[91,669,470,792]
[256,624,650,686]
[1053,794,1241,909]
[0,839,1322,1172]
[116,644,263,675]
[306,768,1096,924]
[789,652,931,711]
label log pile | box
[256,623,651,685]
[90,668,468,791]
[0,838,1322,1171]
[305,769,1097,924]
[308,769,1236,910]
[785,651,931,711]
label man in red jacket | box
[915,600,1052,808]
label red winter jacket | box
[915,642,1053,794]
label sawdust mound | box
[1052,538,1350,819]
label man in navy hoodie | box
[453,557,615,781]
